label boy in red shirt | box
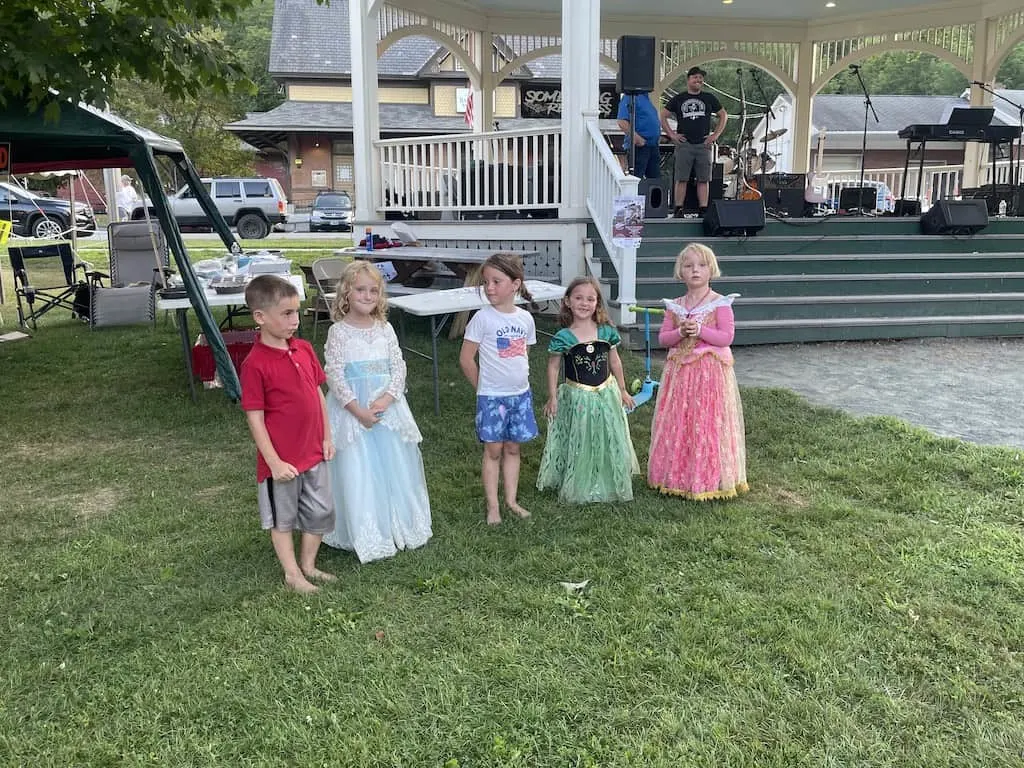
[240,276,336,593]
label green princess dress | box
[536,324,640,503]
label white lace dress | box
[322,320,432,562]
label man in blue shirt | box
[616,92,663,180]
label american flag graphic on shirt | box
[497,335,527,358]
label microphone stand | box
[851,65,879,214]
[736,68,751,200]
[749,69,775,210]
[972,81,1023,215]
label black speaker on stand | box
[920,199,988,235]
[704,200,766,237]
[639,178,670,219]
[616,36,655,94]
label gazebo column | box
[790,39,815,174]
[559,0,601,219]
[469,31,494,133]
[350,0,382,222]
[962,16,994,190]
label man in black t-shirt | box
[661,66,727,216]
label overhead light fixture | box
[723,0,733,4]
[825,1,836,6]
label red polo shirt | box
[240,336,327,483]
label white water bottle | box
[998,199,1007,216]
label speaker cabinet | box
[839,186,876,213]
[616,36,655,94]
[920,199,989,235]
[676,164,725,212]
[639,178,670,219]
[762,187,806,218]
[893,199,922,217]
[704,199,766,237]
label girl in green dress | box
[537,277,640,503]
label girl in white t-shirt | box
[459,254,538,525]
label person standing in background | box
[661,67,727,217]
[616,91,663,180]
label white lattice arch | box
[813,41,969,94]
[989,30,1024,77]
[660,57,796,97]
[493,47,617,85]
[378,26,481,86]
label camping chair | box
[89,220,171,328]
[310,257,348,341]
[9,243,97,329]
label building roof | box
[270,0,615,81]
[225,101,620,150]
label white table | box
[157,274,305,401]
[337,246,538,284]
[388,280,566,415]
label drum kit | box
[734,127,787,200]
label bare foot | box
[302,568,337,583]
[486,504,502,525]
[285,574,319,594]
[507,501,531,519]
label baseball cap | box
[687,66,707,78]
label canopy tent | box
[1,99,243,400]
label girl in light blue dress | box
[322,260,432,563]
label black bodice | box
[564,340,611,387]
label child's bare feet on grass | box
[285,574,319,594]
[507,501,530,519]
[486,503,502,525]
[303,568,337,583]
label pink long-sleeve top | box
[658,294,736,364]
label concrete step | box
[605,272,1024,300]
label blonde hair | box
[330,260,388,322]
[673,242,721,280]
[557,276,609,327]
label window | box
[215,181,241,198]
[243,180,273,197]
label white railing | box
[585,120,638,320]
[820,159,1016,207]
[375,127,561,216]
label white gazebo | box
[345,0,1024,322]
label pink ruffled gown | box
[648,294,748,500]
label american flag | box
[497,336,526,358]
[464,88,474,127]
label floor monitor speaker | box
[704,199,766,237]
[920,199,989,235]
[839,186,876,213]
[617,36,656,94]
[639,178,670,219]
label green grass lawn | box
[1,302,1023,766]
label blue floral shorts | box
[475,391,539,444]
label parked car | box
[0,181,96,239]
[309,191,353,232]
[135,177,288,239]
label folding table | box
[388,280,566,415]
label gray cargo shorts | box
[674,141,712,183]
[257,461,335,534]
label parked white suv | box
[136,177,289,239]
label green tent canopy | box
[2,99,243,400]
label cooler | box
[192,329,258,382]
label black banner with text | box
[520,84,620,120]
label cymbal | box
[765,127,788,142]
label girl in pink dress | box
[648,243,748,500]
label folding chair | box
[9,243,96,329]
[89,221,171,328]
[310,257,347,341]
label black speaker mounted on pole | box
[919,199,989,235]
[704,200,766,237]
[617,36,656,94]
[639,178,670,219]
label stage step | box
[591,216,1024,346]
